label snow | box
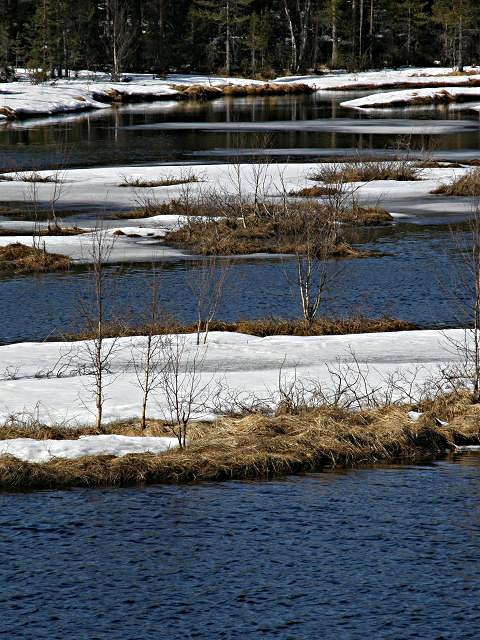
[276,67,480,90]
[0,161,475,262]
[0,228,187,264]
[1,161,473,232]
[0,83,109,119]
[0,329,469,428]
[340,86,480,110]
[0,74,257,122]
[3,67,480,124]
[0,434,178,463]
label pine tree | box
[192,0,253,75]
[433,0,476,70]
[246,11,269,75]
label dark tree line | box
[1,0,480,81]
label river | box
[1,453,479,639]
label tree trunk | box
[458,17,464,72]
[225,0,231,75]
[369,0,374,67]
[331,1,338,67]
[359,0,364,66]
[283,0,297,72]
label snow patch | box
[0,434,178,463]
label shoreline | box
[3,65,480,126]
[1,403,479,491]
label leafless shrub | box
[156,335,213,449]
[190,256,230,345]
[77,226,119,429]
[130,271,167,430]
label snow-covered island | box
[3,66,480,123]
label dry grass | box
[289,185,340,197]
[171,84,223,100]
[119,175,201,188]
[1,398,479,490]
[221,82,315,97]
[0,226,87,237]
[431,168,480,196]
[169,82,315,100]
[0,418,173,441]
[164,216,375,257]
[310,161,420,183]
[116,192,392,225]
[163,200,390,256]
[62,316,415,342]
[0,243,71,274]
[0,172,62,183]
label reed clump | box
[310,160,420,183]
[119,175,201,188]
[163,201,391,256]
[164,216,375,256]
[289,185,340,197]
[431,168,480,196]
[0,243,71,274]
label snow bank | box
[0,83,109,119]
[0,227,187,264]
[0,74,258,122]
[277,67,480,90]
[341,86,480,110]
[0,329,468,427]
[0,434,177,463]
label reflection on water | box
[1,92,479,171]
[1,454,480,639]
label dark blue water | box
[0,224,471,343]
[1,454,479,639]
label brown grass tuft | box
[0,243,71,274]
[171,84,223,100]
[119,175,201,188]
[162,199,391,256]
[164,216,377,257]
[222,82,315,97]
[431,168,480,196]
[289,185,340,197]
[310,161,420,183]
